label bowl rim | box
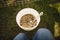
[16,8,40,31]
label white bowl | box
[16,8,43,31]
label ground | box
[0,0,60,40]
